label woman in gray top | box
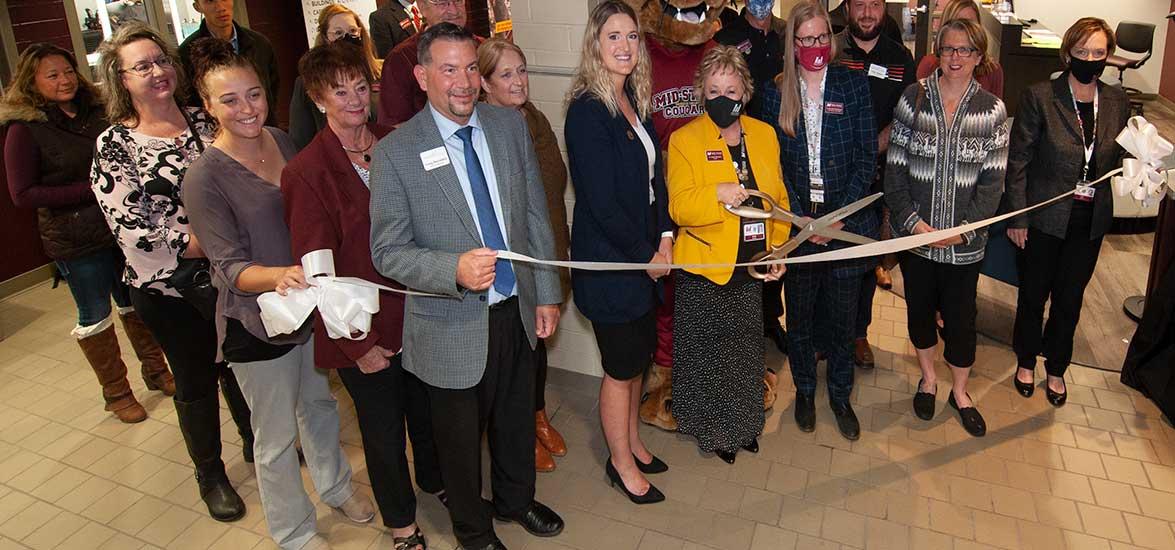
[180,38,374,550]
[885,19,1009,437]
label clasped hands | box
[458,248,560,339]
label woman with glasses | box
[1006,18,1129,407]
[289,4,382,150]
[759,0,877,441]
[90,22,251,522]
[885,18,1009,436]
[914,0,1004,98]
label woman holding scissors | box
[760,0,877,441]
[667,46,788,464]
[885,18,1008,436]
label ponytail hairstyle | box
[186,36,261,106]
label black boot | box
[219,369,255,463]
[175,395,246,522]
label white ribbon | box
[257,250,439,339]
[1111,116,1174,207]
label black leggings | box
[899,253,981,368]
[128,287,233,402]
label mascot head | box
[621,0,729,46]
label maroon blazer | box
[281,122,402,369]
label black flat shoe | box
[794,393,816,432]
[1014,368,1035,398]
[913,378,936,421]
[605,458,665,504]
[948,392,986,437]
[742,438,759,453]
[493,500,564,536]
[1046,379,1067,407]
[634,453,669,474]
[831,401,860,441]
[765,324,788,354]
[716,449,737,464]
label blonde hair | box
[478,38,526,79]
[0,43,100,116]
[939,0,981,24]
[693,45,755,106]
[95,22,188,127]
[776,0,838,137]
[566,0,651,120]
[315,4,382,80]
[934,18,993,78]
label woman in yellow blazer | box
[668,46,789,464]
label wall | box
[242,0,309,129]
[1016,0,1168,94]
[511,0,604,377]
[1161,0,1174,102]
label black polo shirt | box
[836,31,915,132]
[714,9,785,121]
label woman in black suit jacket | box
[565,0,672,505]
[1006,17,1130,407]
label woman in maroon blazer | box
[281,42,440,550]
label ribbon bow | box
[1111,116,1174,207]
[257,250,434,340]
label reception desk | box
[977,7,1064,116]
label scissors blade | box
[811,192,884,228]
[817,227,876,245]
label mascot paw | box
[764,370,778,411]
[640,363,678,431]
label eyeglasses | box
[939,46,978,58]
[120,56,174,77]
[425,0,465,7]
[1071,48,1108,61]
[328,30,361,41]
[794,33,832,47]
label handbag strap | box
[176,102,206,153]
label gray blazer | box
[1004,75,1130,240]
[369,103,562,390]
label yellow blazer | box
[668,114,790,285]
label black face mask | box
[1069,57,1106,85]
[705,95,743,129]
[337,34,363,48]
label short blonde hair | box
[693,45,754,106]
[934,18,994,78]
[566,0,651,120]
[95,22,188,127]
[1060,17,1116,67]
[477,38,527,80]
[940,0,981,24]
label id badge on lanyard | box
[1071,83,1098,203]
[810,176,825,205]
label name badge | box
[736,39,752,54]
[1075,182,1096,202]
[743,221,766,242]
[824,102,844,115]
[810,176,825,204]
[706,150,724,162]
[867,64,889,80]
[420,147,450,171]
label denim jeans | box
[56,247,131,327]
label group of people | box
[0,0,1133,548]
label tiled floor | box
[1,281,1174,550]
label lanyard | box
[1068,81,1098,182]
[731,132,749,184]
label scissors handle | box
[746,249,782,281]
[724,189,781,220]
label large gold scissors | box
[725,190,883,279]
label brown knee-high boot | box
[75,319,147,423]
[118,308,175,395]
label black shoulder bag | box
[169,107,217,320]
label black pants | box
[337,358,443,529]
[856,267,877,338]
[899,253,981,368]
[1013,208,1103,376]
[534,339,548,411]
[762,278,784,332]
[785,264,859,405]
[128,287,230,402]
[426,298,536,548]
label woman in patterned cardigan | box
[884,18,1009,437]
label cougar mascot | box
[623,0,778,431]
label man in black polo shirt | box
[715,0,789,354]
[837,0,914,370]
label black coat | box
[369,3,415,58]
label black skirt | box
[591,308,656,381]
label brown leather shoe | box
[535,410,567,456]
[853,338,875,370]
[535,440,556,473]
[875,266,893,290]
[119,310,175,396]
[76,324,147,423]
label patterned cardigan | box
[884,75,1009,265]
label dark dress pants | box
[426,297,536,548]
[785,263,859,405]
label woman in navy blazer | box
[760,0,877,442]
[565,0,673,505]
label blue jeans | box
[56,247,131,327]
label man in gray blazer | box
[369,23,564,550]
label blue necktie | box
[456,126,515,297]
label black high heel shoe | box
[1013,368,1035,398]
[716,449,737,464]
[1046,378,1067,407]
[634,453,669,474]
[605,457,665,504]
[742,438,759,453]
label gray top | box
[181,128,311,361]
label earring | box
[316,104,326,113]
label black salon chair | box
[1107,21,1155,116]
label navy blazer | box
[761,65,878,275]
[565,93,672,324]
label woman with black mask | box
[667,46,788,464]
[1005,17,1130,407]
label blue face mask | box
[747,0,775,20]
